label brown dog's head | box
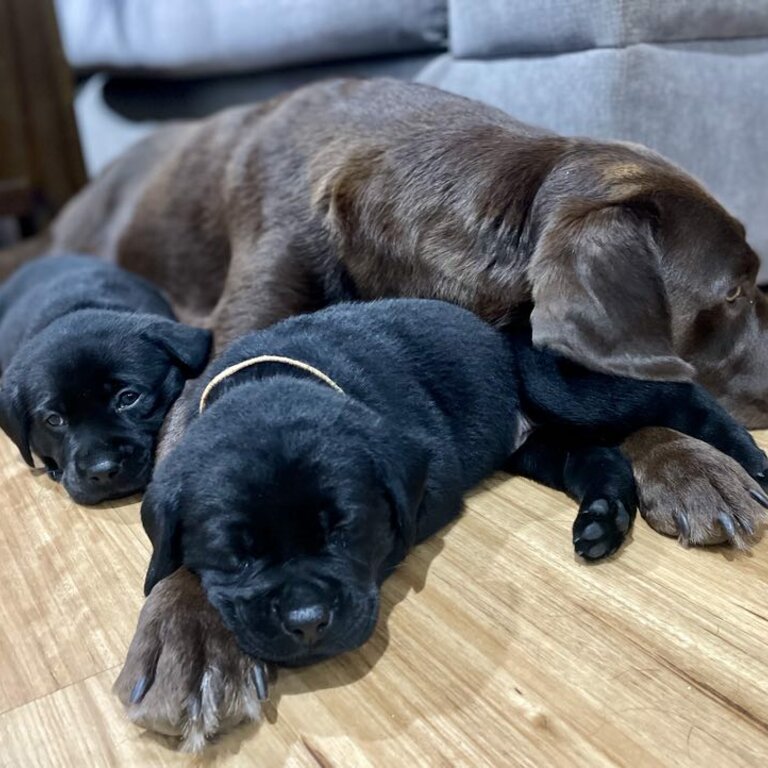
[527,141,768,427]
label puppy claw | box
[252,663,269,701]
[754,470,768,492]
[130,675,151,704]
[718,511,738,543]
[749,487,768,509]
[673,510,691,545]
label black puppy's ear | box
[0,384,33,467]
[375,434,429,551]
[145,319,212,376]
[141,481,183,595]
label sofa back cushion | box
[451,0,768,57]
[55,0,448,74]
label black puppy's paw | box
[572,497,633,561]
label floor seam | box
[0,662,123,719]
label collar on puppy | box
[198,355,345,414]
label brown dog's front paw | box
[113,568,267,752]
[624,428,768,549]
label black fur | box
[0,254,211,504]
[141,299,767,665]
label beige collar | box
[198,354,345,414]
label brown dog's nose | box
[280,602,331,645]
[85,458,121,484]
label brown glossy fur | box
[28,78,768,542]
[624,428,767,549]
[113,569,261,752]
[30,79,768,415]
[6,78,768,745]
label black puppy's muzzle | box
[80,456,122,484]
[274,580,334,647]
[255,579,379,665]
[63,441,152,504]
[205,569,381,666]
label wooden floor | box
[2,432,768,767]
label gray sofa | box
[55,0,768,277]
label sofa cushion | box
[450,0,768,57]
[54,0,447,74]
[418,38,768,278]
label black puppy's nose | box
[85,458,121,484]
[280,602,331,646]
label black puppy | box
[0,254,211,504]
[141,299,767,667]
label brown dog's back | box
[40,80,558,331]
[13,78,765,421]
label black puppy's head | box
[0,310,210,504]
[142,387,427,665]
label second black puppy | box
[141,299,767,667]
[0,254,211,503]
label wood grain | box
[1,431,768,767]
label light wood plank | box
[1,432,768,766]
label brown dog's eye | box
[45,413,64,428]
[726,285,744,302]
[116,390,141,410]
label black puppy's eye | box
[116,389,141,410]
[45,413,64,428]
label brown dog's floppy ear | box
[144,320,212,376]
[529,201,694,381]
[0,384,34,467]
[141,481,183,596]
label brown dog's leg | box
[113,568,264,752]
[152,231,322,464]
[208,230,325,352]
[155,378,199,462]
[116,235,312,747]
[623,428,768,548]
